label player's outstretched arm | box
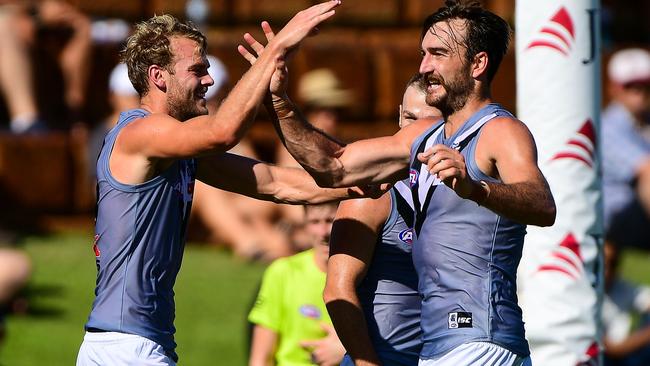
[266,106,434,187]
[196,153,388,204]
[120,0,341,161]
[238,23,434,188]
[418,117,556,226]
[323,196,389,366]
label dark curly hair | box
[421,0,511,83]
[122,15,207,96]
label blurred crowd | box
[601,47,650,366]
[0,1,648,365]
[0,0,91,133]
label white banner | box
[515,0,602,364]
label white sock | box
[9,114,37,133]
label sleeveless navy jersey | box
[85,109,196,361]
[356,181,421,365]
[408,104,529,359]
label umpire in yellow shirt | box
[248,202,344,366]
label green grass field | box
[0,230,266,366]
[1,230,649,365]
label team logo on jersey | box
[409,169,418,187]
[448,312,472,329]
[174,171,195,203]
[526,6,575,56]
[398,229,413,245]
[299,304,322,320]
[92,234,101,258]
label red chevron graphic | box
[536,233,584,280]
[551,251,580,272]
[540,26,571,49]
[577,119,596,142]
[579,342,600,365]
[527,40,568,55]
[567,139,594,159]
[526,7,575,56]
[559,233,582,259]
[537,264,576,278]
[551,6,575,38]
[551,152,592,167]
[551,119,597,167]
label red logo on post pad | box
[527,7,575,56]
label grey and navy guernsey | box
[408,103,529,360]
[85,109,196,362]
[356,180,422,366]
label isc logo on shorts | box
[448,312,473,329]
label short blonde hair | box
[122,14,207,96]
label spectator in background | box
[248,202,345,366]
[276,68,353,251]
[0,247,31,344]
[602,240,650,366]
[602,48,650,251]
[0,0,91,132]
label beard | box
[167,85,208,121]
[425,66,474,115]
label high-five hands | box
[417,144,480,200]
[239,21,288,96]
[238,0,342,96]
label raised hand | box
[268,0,340,53]
[238,21,276,65]
[239,22,289,95]
[238,0,341,95]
